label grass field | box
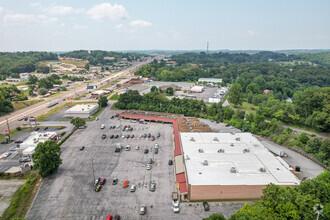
[1,171,41,220]
[36,103,69,121]
[233,102,259,114]
[98,80,120,90]
[60,59,86,67]
[109,93,119,100]
[12,100,44,111]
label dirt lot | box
[0,180,25,216]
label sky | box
[0,0,329,51]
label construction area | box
[177,118,211,132]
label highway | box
[0,60,151,133]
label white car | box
[135,146,140,150]
[172,200,180,213]
[147,164,151,170]
[122,135,125,139]
[154,144,159,149]
[126,145,131,151]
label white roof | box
[180,132,300,186]
[198,78,223,83]
[190,86,204,91]
[91,90,109,95]
[65,104,98,114]
[20,132,57,149]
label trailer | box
[263,142,284,157]
[47,101,58,108]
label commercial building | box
[190,86,204,93]
[208,97,222,103]
[198,78,223,84]
[159,84,182,93]
[180,132,300,201]
[64,104,99,118]
[91,90,110,98]
[20,132,58,150]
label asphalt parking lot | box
[0,180,26,216]
[26,107,249,220]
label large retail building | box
[180,132,300,200]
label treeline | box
[0,52,58,79]
[172,51,330,66]
[28,74,62,89]
[135,60,329,89]
[0,86,27,114]
[115,90,329,166]
[60,50,144,66]
[205,171,330,220]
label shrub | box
[16,127,21,131]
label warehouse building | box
[198,78,223,84]
[180,132,300,201]
[190,85,204,93]
[64,104,99,118]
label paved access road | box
[0,60,151,132]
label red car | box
[35,127,39,131]
[106,215,113,220]
[124,125,127,129]
[131,135,134,138]
[100,178,106,185]
[44,127,48,130]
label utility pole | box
[91,158,95,183]
[5,117,10,141]
[207,42,209,54]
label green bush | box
[16,127,21,131]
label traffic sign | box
[4,129,9,134]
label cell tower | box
[207,42,209,54]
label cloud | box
[30,2,40,7]
[247,30,256,37]
[87,3,127,21]
[115,23,124,29]
[73,25,87,30]
[3,13,57,25]
[49,5,84,15]
[0,6,3,14]
[130,20,152,28]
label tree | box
[61,87,68,91]
[151,86,158,92]
[36,64,50,74]
[84,63,90,70]
[166,87,174,96]
[39,89,46,96]
[203,214,226,220]
[98,96,108,108]
[28,74,38,84]
[70,117,86,128]
[228,83,244,107]
[32,140,62,177]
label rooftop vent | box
[230,167,237,173]
[190,137,195,141]
[202,160,208,166]
[259,167,266,172]
[198,149,204,153]
[230,143,234,147]
[243,148,250,153]
[236,137,240,141]
[230,131,235,135]
[213,137,219,141]
[218,149,225,153]
[185,155,190,160]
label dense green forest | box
[60,50,144,66]
[205,171,329,220]
[115,90,329,166]
[0,52,58,80]
[0,86,27,114]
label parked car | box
[225,124,230,127]
[123,180,129,188]
[101,124,105,129]
[110,135,114,139]
[43,127,48,130]
[168,160,173,165]
[140,205,146,215]
[135,146,140,150]
[19,157,31,163]
[121,135,125,139]
[150,183,156,192]
[126,145,131,151]
[151,136,155,141]
[148,133,151,138]
[95,184,102,192]
[143,134,147,138]
[102,134,106,139]
[131,134,135,138]
[122,128,126,132]
[100,178,106,185]
[114,215,120,220]
[115,135,119,139]
[35,127,39,131]
[80,146,85,151]
[157,132,160,137]
[126,134,130,139]
[147,164,151,170]
[154,148,158,154]
[94,177,101,186]
[144,149,149,154]
[140,134,143,138]
[1,141,8,144]
[172,200,180,213]
[130,185,136,192]
[109,126,112,129]
[113,125,116,129]
[112,178,118,185]
[106,215,113,220]
[203,202,210,211]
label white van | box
[130,185,136,192]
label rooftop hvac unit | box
[198,149,204,153]
[218,149,225,153]
[185,155,190,160]
[230,143,234,147]
[190,137,195,141]
[230,167,237,173]
[213,137,219,141]
[202,160,208,166]
[230,131,235,135]
[259,167,266,172]
[236,137,240,141]
[243,148,250,153]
